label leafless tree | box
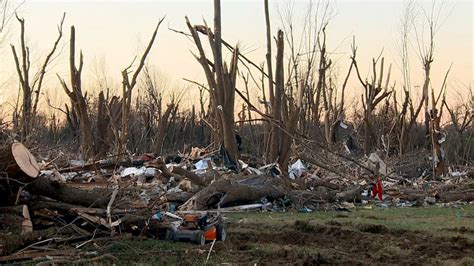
[10,12,65,140]
[58,26,95,159]
[0,0,23,47]
[186,0,240,165]
[119,18,164,156]
[351,39,393,154]
[443,87,472,164]
[413,0,452,136]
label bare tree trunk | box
[185,0,240,165]
[10,14,65,140]
[154,103,175,154]
[11,16,31,141]
[58,26,95,159]
[422,63,431,136]
[352,41,392,155]
[96,91,110,157]
[120,19,164,156]
[264,0,278,163]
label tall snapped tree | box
[186,0,240,165]
[120,18,164,156]
[58,26,95,159]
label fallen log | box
[311,179,343,191]
[394,192,427,202]
[26,177,111,208]
[144,158,174,180]
[436,190,474,202]
[179,175,287,210]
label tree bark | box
[27,177,111,208]
[179,175,286,210]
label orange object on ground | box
[204,226,217,241]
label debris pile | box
[0,142,473,263]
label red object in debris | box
[371,177,383,201]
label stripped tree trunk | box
[58,26,95,159]
[120,19,164,156]
[10,13,65,140]
[186,0,240,165]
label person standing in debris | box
[370,162,383,201]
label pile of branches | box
[1,141,473,263]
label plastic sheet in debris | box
[121,166,157,177]
[194,158,213,174]
[288,159,308,179]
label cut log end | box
[11,143,40,178]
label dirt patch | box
[212,220,474,264]
[443,226,474,234]
[357,223,389,234]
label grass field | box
[89,206,474,264]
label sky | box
[0,0,472,115]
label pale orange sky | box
[0,0,472,115]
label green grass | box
[67,206,474,264]
[225,205,474,239]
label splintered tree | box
[186,0,240,165]
[413,1,451,138]
[10,13,65,140]
[351,40,393,154]
[119,18,164,156]
[429,87,447,177]
[263,0,304,172]
[58,26,95,159]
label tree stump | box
[0,142,40,180]
[0,143,40,205]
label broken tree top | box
[1,142,40,178]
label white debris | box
[288,159,308,179]
[121,167,145,177]
[194,158,212,173]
